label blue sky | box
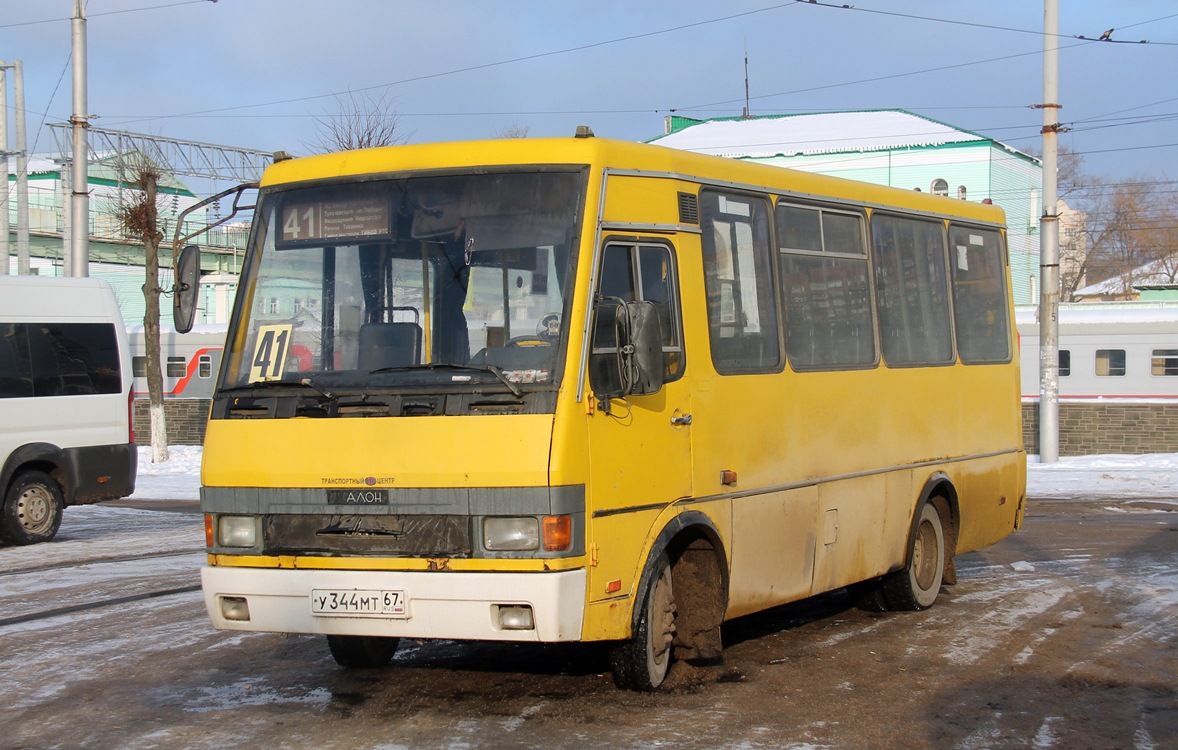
[2,0,1177,183]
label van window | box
[0,322,122,397]
[0,323,33,398]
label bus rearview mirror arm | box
[169,182,260,333]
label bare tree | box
[305,89,410,154]
[496,122,530,139]
[117,156,169,463]
[1078,179,1174,297]
[1037,144,1178,299]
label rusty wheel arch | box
[911,472,960,586]
[631,511,730,662]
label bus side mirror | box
[173,244,200,334]
[589,299,664,405]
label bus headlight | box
[483,517,539,551]
[217,515,258,548]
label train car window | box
[199,354,213,378]
[1095,349,1126,377]
[132,356,147,377]
[1059,350,1071,377]
[166,356,186,378]
[1152,349,1178,376]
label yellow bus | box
[176,132,1025,691]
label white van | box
[0,276,137,545]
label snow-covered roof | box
[649,110,990,159]
[1015,302,1178,327]
[1074,256,1178,297]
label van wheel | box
[884,503,945,611]
[326,635,400,668]
[1,470,65,546]
[610,553,676,691]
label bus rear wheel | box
[326,635,400,668]
[1,470,65,546]
[610,553,676,691]
[884,502,945,611]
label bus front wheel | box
[0,470,65,546]
[326,635,400,668]
[610,553,676,691]
[884,502,945,611]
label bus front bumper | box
[201,566,587,642]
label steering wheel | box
[537,313,561,343]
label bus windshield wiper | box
[370,363,523,398]
[218,378,335,400]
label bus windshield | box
[223,170,584,392]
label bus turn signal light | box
[542,515,572,551]
[204,514,215,548]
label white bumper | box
[201,566,587,642]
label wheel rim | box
[646,565,675,681]
[16,485,55,535]
[912,519,939,589]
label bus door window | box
[596,242,684,381]
[700,190,781,373]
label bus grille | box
[263,514,471,557]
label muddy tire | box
[326,635,400,668]
[0,470,65,546]
[610,553,676,691]
[883,502,945,611]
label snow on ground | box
[129,446,1178,504]
[1025,452,1178,504]
[130,445,204,501]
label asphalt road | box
[0,498,1174,750]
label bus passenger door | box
[585,240,693,604]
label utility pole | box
[14,60,29,276]
[1038,0,1061,462]
[70,0,89,277]
[1,61,8,275]
[0,60,30,276]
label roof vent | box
[273,150,293,163]
[574,126,595,139]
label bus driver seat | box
[357,321,422,370]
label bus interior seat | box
[358,322,422,370]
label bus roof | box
[263,136,1007,227]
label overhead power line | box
[0,0,213,29]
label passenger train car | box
[127,325,226,399]
[143,307,1178,402]
[1017,304,1178,400]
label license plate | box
[311,588,408,618]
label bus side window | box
[700,190,780,373]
